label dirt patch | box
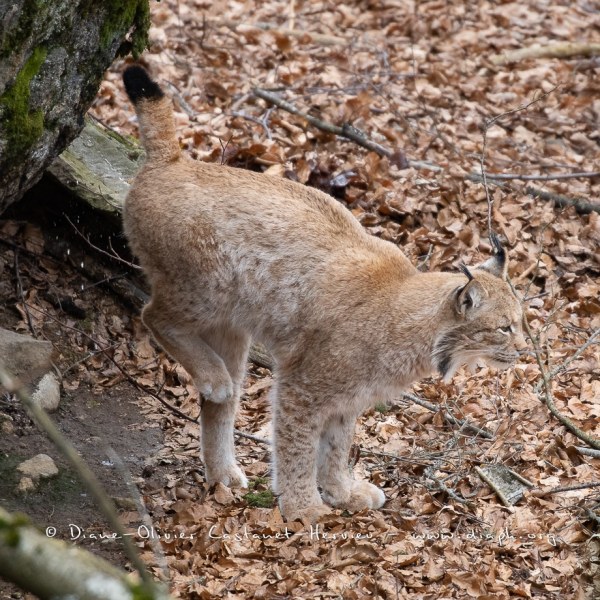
[0,213,167,597]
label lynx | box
[122,66,527,522]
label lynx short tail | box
[123,65,180,163]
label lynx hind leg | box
[272,382,330,522]
[142,297,234,404]
[318,412,386,512]
[199,327,251,489]
[142,296,249,488]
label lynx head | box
[433,236,527,382]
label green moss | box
[0,512,29,547]
[130,583,156,600]
[99,0,150,59]
[374,403,389,413]
[244,478,275,508]
[0,46,47,161]
[0,0,50,58]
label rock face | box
[0,327,53,387]
[0,0,150,213]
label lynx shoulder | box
[123,66,526,522]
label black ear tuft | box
[477,233,508,279]
[490,232,506,264]
[458,263,474,281]
[123,65,164,105]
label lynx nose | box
[514,332,527,352]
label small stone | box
[17,477,35,493]
[17,454,59,480]
[31,372,61,412]
[1,418,14,435]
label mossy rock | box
[0,0,151,213]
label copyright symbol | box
[46,527,57,537]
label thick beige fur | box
[124,74,527,522]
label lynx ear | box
[477,234,508,280]
[455,267,486,316]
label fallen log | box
[0,506,172,600]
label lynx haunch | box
[122,66,527,522]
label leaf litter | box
[2,0,600,598]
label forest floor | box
[1,0,600,598]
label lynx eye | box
[498,325,512,334]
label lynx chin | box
[122,65,527,522]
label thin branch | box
[403,392,494,440]
[253,87,396,159]
[0,368,156,591]
[576,446,600,459]
[14,249,36,336]
[468,172,600,214]
[478,84,561,238]
[491,42,600,65]
[522,316,600,450]
[545,328,600,382]
[231,109,273,140]
[523,184,600,215]
[485,171,600,182]
[234,429,270,444]
[65,215,141,270]
[105,448,170,582]
[532,481,600,498]
[251,87,600,218]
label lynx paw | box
[205,463,248,488]
[282,502,332,524]
[198,370,234,403]
[323,480,386,512]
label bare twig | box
[491,43,600,65]
[13,249,36,336]
[478,85,561,238]
[522,316,600,450]
[523,184,600,215]
[532,481,600,498]
[545,328,600,382]
[251,87,600,219]
[105,448,170,582]
[231,109,273,140]
[164,81,196,118]
[424,472,473,506]
[576,446,600,459]
[65,215,141,270]
[253,88,398,159]
[0,368,157,592]
[484,171,600,182]
[403,392,494,440]
[234,429,269,444]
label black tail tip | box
[123,65,164,104]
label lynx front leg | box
[318,412,386,512]
[272,383,330,522]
